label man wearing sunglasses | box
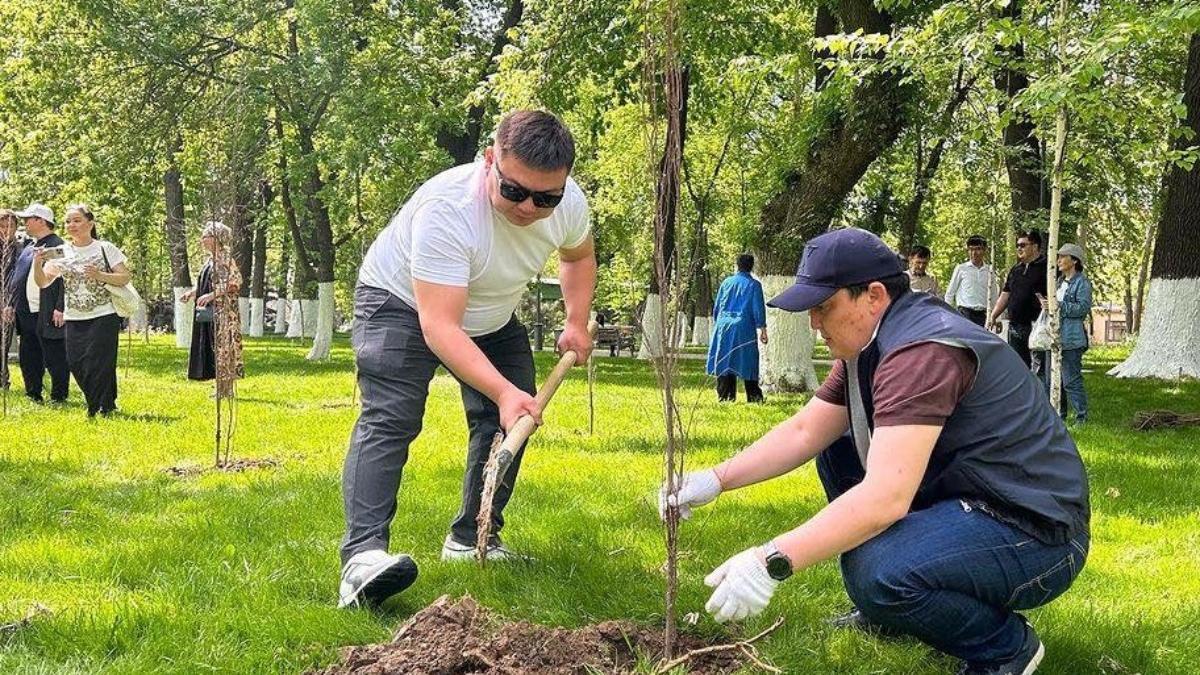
[987,230,1047,368]
[338,110,596,609]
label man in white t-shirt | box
[338,111,596,609]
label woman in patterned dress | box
[183,222,243,398]
[32,204,130,417]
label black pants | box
[1007,322,1032,369]
[15,309,69,402]
[957,307,987,327]
[717,373,763,403]
[66,313,120,416]
[341,286,536,564]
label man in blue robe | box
[706,254,768,402]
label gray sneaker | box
[440,535,520,562]
[337,550,419,609]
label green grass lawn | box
[1,335,1197,673]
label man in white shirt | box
[338,111,596,609]
[944,235,999,327]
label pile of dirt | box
[315,595,746,674]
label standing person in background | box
[0,209,28,390]
[945,235,999,327]
[905,246,941,297]
[988,230,1047,368]
[183,222,245,398]
[33,204,130,417]
[706,253,768,403]
[1034,244,1093,424]
[10,203,68,404]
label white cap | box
[14,203,55,225]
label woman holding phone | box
[182,221,243,398]
[33,204,130,417]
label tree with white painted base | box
[1110,34,1200,380]
[759,274,820,392]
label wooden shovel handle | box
[498,320,598,454]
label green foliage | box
[1,337,1198,673]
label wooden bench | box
[596,325,637,357]
[553,324,638,357]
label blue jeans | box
[1034,349,1088,421]
[817,436,1089,664]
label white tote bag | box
[100,243,142,319]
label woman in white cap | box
[32,204,130,417]
[181,221,243,398]
[1036,243,1092,423]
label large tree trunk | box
[995,0,1048,228]
[1111,34,1200,379]
[755,0,902,391]
[435,0,524,164]
[164,135,193,348]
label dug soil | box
[315,595,745,674]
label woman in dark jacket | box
[183,222,244,397]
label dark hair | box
[736,253,754,273]
[910,245,931,258]
[845,273,911,302]
[495,110,576,171]
[966,235,987,247]
[1020,229,1043,249]
[66,203,98,238]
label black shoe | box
[829,608,904,638]
[26,394,44,404]
[957,622,1044,675]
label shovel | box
[476,320,597,563]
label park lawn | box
[1,335,1197,674]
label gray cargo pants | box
[341,285,535,565]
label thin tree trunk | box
[249,180,270,338]
[897,69,974,254]
[1111,33,1200,379]
[640,66,689,360]
[165,135,193,348]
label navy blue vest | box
[844,291,1090,544]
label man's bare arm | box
[772,424,941,571]
[714,397,850,490]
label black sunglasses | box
[494,164,565,209]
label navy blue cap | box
[767,228,905,312]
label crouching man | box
[661,228,1089,675]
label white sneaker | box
[337,549,419,609]
[440,534,520,562]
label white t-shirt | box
[358,161,591,336]
[44,240,128,321]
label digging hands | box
[556,321,593,365]
[658,468,722,521]
[498,385,541,433]
[704,547,778,623]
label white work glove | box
[704,547,779,623]
[658,468,722,521]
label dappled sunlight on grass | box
[0,334,1197,673]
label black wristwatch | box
[763,541,793,581]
